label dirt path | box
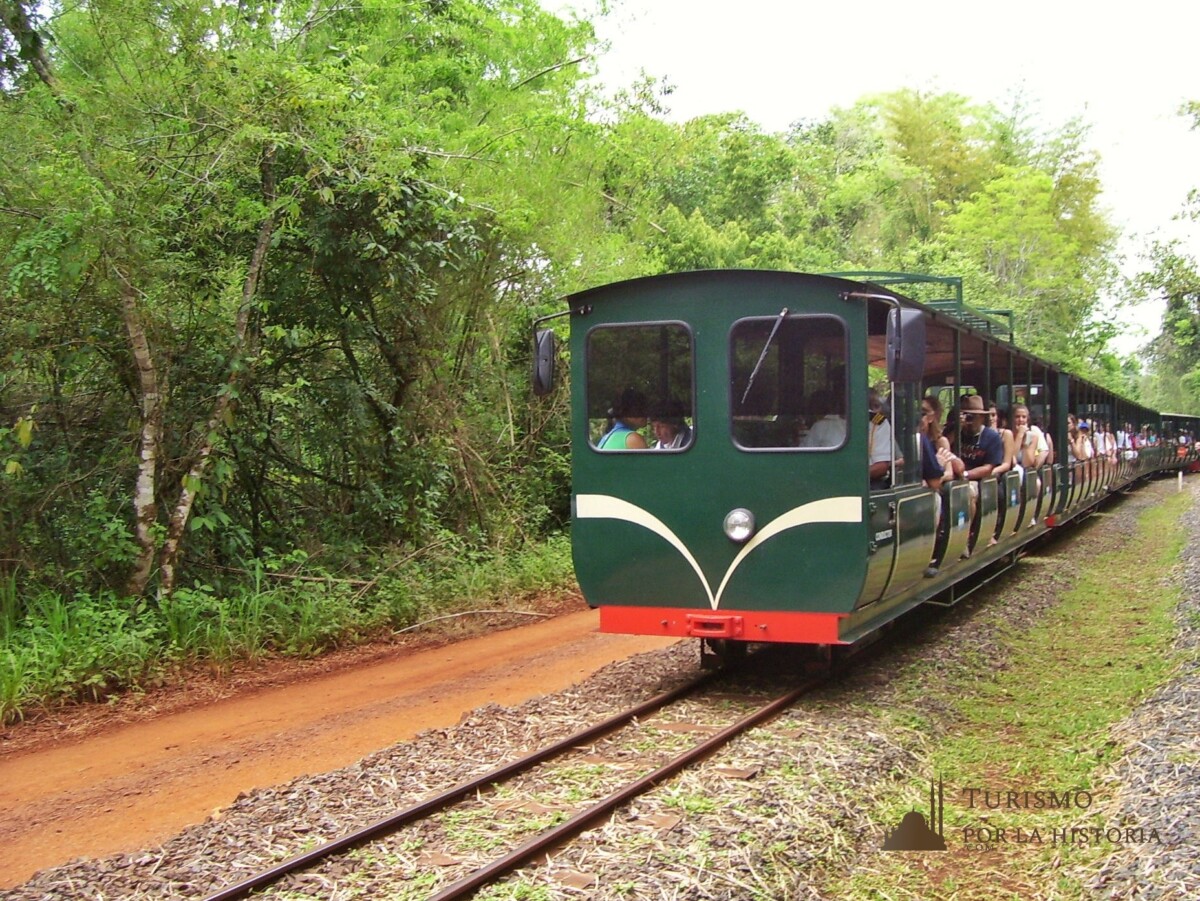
[0,608,679,889]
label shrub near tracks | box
[0,536,574,725]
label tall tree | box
[1134,241,1200,413]
[0,0,599,595]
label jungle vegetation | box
[0,1,1196,718]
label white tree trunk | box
[158,167,276,596]
[120,274,163,597]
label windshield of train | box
[730,315,848,450]
[585,322,694,452]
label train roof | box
[564,269,877,305]
[562,268,1160,418]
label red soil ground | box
[0,601,679,888]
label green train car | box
[533,270,1199,651]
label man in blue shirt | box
[949,393,1005,552]
[950,394,1004,481]
[926,393,1006,575]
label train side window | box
[730,315,847,450]
[585,322,695,452]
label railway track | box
[203,651,844,901]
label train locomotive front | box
[561,271,921,646]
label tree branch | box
[513,56,587,90]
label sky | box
[549,0,1200,352]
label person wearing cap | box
[925,393,1002,574]
[948,394,1004,484]
[598,388,649,449]
[948,393,1005,551]
[867,387,896,489]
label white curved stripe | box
[576,494,862,610]
[576,494,715,607]
[712,496,862,605]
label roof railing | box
[825,270,1014,343]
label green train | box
[533,270,1198,653]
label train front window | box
[586,322,694,452]
[730,315,847,450]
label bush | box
[0,531,577,725]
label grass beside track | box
[0,534,574,726]
[829,487,1192,900]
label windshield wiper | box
[740,307,789,407]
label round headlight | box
[723,508,755,543]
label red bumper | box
[599,606,847,645]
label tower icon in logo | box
[882,777,946,851]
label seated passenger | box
[597,388,649,450]
[1122,422,1139,460]
[650,400,693,450]
[929,395,998,576]
[920,396,953,490]
[1101,421,1118,464]
[942,400,962,446]
[868,388,895,490]
[1035,416,1056,465]
[949,395,1003,482]
[1075,419,1096,487]
[948,394,1004,552]
[987,403,1015,547]
[1012,403,1049,471]
[990,402,1017,480]
[801,389,846,448]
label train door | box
[857,303,936,607]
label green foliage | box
[0,572,18,643]
[1133,241,1200,414]
[13,591,159,707]
[0,648,25,723]
[0,532,575,722]
[0,0,600,596]
[931,163,1114,365]
[594,89,1119,360]
[160,579,366,662]
[368,531,574,624]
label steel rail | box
[427,674,826,901]
[202,671,714,901]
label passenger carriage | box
[532,270,1200,650]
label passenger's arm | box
[937,446,955,482]
[949,454,966,480]
[1028,428,1049,468]
[993,429,1015,476]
